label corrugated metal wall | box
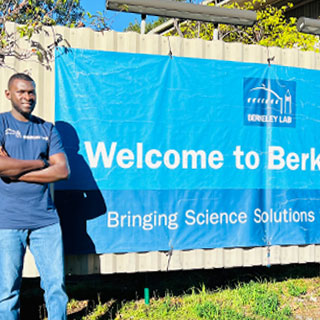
[1,22,320,277]
[287,2,320,20]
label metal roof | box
[147,0,320,35]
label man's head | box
[5,73,36,121]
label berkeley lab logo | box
[243,78,296,127]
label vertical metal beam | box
[141,14,146,35]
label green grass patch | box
[286,280,307,297]
[21,265,320,319]
[114,280,297,320]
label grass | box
[20,263,320,320]
[115,282,285,319]
[114,278,320,320]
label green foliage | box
[0,0,85,27]
[238,281,292,319]
[0,0,85,68]
[114,279,295,320]
[83,10,110,31]
[0,0,110,68]
[30,273,320,320]
[125,17,168,33]
[286,281,307,297]
[159,293,181,314]
[82,302,110,320]
[0,0,109,69]
[195,301,250,320]
[166,0,318,51]
[253,290,279,318]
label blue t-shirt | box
[0,112,65,229]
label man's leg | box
[0,229,28,320]
[28,223,68,320]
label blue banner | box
[55,47,320,254]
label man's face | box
[5,78,36,120]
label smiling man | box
[0,73,70,320]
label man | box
[0,73,69,320]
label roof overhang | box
[297,17,320,35]
[106,0,257,26]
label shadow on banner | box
[54,121,107,254]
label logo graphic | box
[5,128,48,141]
[5,128,22,138]
[244,78,296,127]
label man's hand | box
[0,146,13,182]
[0,146,20,182]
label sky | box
[80,0,155,31]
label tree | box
[166,0,318,51]
[2,0,85,26]
[125,17,169,34]
[0,0,107,70]
[124,0,318,52]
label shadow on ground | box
[20,263,320,319]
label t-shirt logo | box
[5,128,49,141]
[5,128,22,138]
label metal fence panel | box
[0,23,318,276]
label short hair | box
[8,73,35,89]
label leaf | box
[36,50,43,62]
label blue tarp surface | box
[55,47,320,254]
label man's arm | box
[18,152,70,183]
[0,146,45,177]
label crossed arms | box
[0,146,70,183]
